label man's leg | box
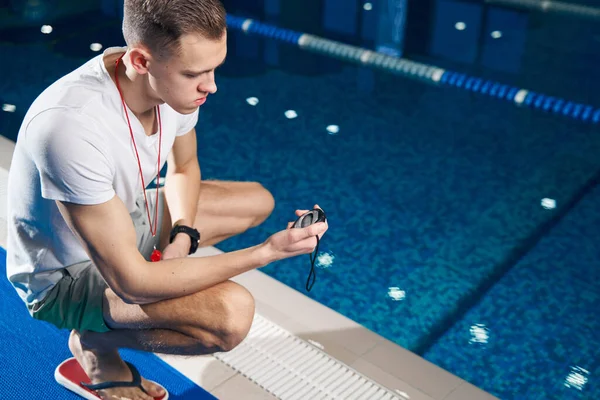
[161,180,275,248]
[72,280,255,400]
[74,180,271,399]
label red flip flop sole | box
[54,358,168,400]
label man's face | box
[147,32,227,114]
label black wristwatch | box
[169,225,201,255]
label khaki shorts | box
[28,189,166,333]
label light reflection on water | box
[469,324,490,345]
[564,366,589,391]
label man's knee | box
[211,281,255,352]
[250,182,274,227]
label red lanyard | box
[114,55,163,261]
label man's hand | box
[262,205,328,264]
[161,233,191,260]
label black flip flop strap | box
[81,362,149,395]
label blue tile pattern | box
[199,64,600,353]
[424,182,600,399]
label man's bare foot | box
[68,330,165,400]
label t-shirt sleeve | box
[176,108,199,136]
[26,109,116,205]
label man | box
[5,1,328,399]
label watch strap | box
[169,225,201,255]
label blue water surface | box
[424,182,600,400]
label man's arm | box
[57,196,326,305]
[164,128,201,251]
[57,196,266,304]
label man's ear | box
[128,47,152,75]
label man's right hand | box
[261,206,328,264]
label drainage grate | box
[214,314,403,400]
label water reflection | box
[284,110,298,119]
[326,125,339,135]
[541,198,557,210]
[469,324,490,345]
[491,31,503,39]
[388,287,406,301]
[564,366,589,391]
[454,22,466,31]
[316,252,335,269]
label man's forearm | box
[125,242,272,304]
[164,161,201,230]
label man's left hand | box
[161,234,191,260]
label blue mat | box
[0,247,216,400]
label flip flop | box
[54,357,169,399]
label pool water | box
[425,182,600,399]
[207,51,600,400]
[1,7,599,400]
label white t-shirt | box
[6,47,199,304]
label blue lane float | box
[226,14,600,124]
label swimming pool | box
[1,6,599,400]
